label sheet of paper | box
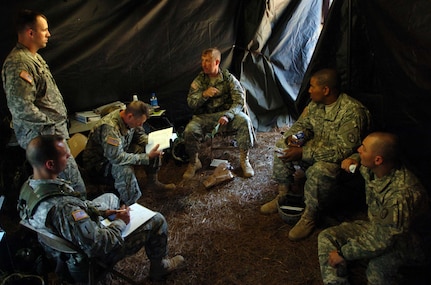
[101,203,156,238]
[145,127,173,152]
[210,159,229,167]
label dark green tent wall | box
[298,0,431,190]
[1,0,431,191]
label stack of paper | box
[75,111,101,124]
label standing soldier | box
[2,9,85,196]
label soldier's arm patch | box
[19,70,33,84]
[72,209,89,221]
[106,136,120,146]
[190,81,199,91]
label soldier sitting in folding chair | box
[183,47,255,179]
[18,135,184,283]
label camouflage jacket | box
[187,69,244,120]
[83,109,149,170]
[2,43,69,148]
[341,164,429,260]
[285,93,371,164]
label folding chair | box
[209,92,257,159]
[20,220,138,285]
[68,133,88,158]
[209,126,239,159]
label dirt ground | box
[1,127,430,284]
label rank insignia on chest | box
[380,208,389,219]
[348,132,357,143]
[72,209,89,221]
[107,136,120,146]
[19,70,33,84]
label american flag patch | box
[19,70,33,84]
[107,136,120,146]
[72,210,89,221]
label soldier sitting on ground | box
[318,132,430,285]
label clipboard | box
[101,203,156,238]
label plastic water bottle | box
[150,92,158,107]
[292,131,305,146]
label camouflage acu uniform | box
[184,69,253,156]
[2,43,85,196]
[318,164,429,285]
[273,93,371,215]
[18,178,168,283]
[83,109,151,205]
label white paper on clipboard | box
[145,127,173,152]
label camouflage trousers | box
[58,142,86,197]
[272,137,339,217]
[318,220,426,285]
[110,164,142,206]
[106,212,169,265]
[184,111,254,157]
[83,193,168,263]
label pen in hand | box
[114,207,131,225]
[115,209,132,213]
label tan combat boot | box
[240,149,254,178]
[260,184,289,214]
[150,255,185,281]
[149,173,176,190]
[182,153,202,179]
[288,208,315,241]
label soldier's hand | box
[282,146,303,161]
[203,87,220,98]
[115,205,130,225]
[328,249,345,267]
[149,144,162,159]
[341,158,358,173]
[285,135,295,146]
[104,209,117,218]
[218,116,229,125]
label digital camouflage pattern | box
[2,43,85,195]
[272,93,371,216]
[19,178,168,282]
[184,69,254,156]
[318,164,429,285]
[83,109,150,205]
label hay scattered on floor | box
[109,128,325,285]
[2,127,428,284]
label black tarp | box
[0,0,320,128]
[297,0,431,190]
[1,0,431,190]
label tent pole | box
[347,0,352,90]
